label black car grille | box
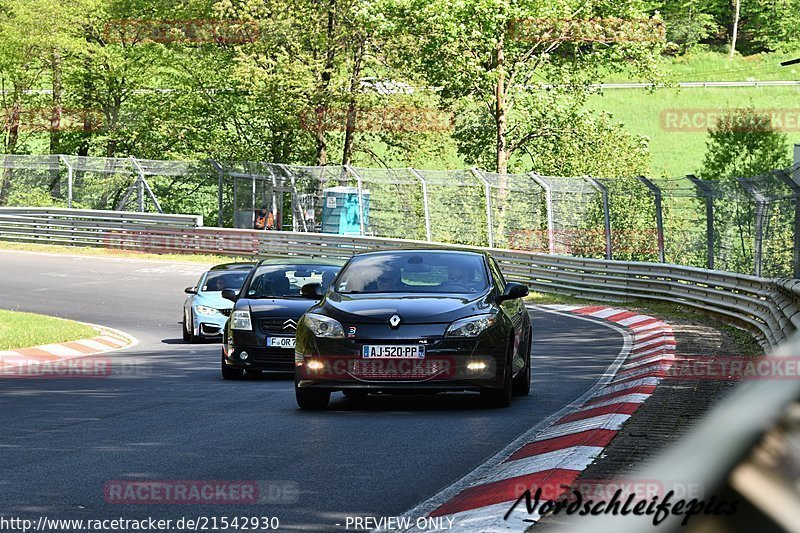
[259,318,298,334]
[249,352,294,366]
[219,309,231,317]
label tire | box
[184,311,196,344]
[221,353,243,380]
[296,386,331,410]
[342,389,368,400]
[512,328,532,397]
[482,343,513,408]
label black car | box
[294,249,532,409]
[220,259,343,379]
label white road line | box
[534,413,632,441]
[588,308,626,318]
[616,315,653,326]
[578,393,651,410]
[476,446,603,485]
[98,335,127,346]
[75,339,113,351]
[621,353,675,371]
[595,377,662,396]
[38,344,83,357]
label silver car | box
[183,263,255,343]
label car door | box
[488,257,526,372]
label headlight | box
[445,314,497,338]
[195,305,221,316]
[231,310,252,330]
[303,313,344,338]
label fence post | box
[209,159,224,227]
[585,176,612,260]
[738,178,767,277]
[408,168,432,242]
[471,168,494,248]
[345,165,366,236]
[529,172,554,254]
[279,164,308,232]
[130,157,163,214]
[687,175,715,270]
[59,155,73,208]
[637,176,665,262]
[776,168,800,278]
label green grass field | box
[602,49,800,83]
[0,309,98,351]
[588,84,800,177]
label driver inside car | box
[375,269,402,292]
[447,264,478,291]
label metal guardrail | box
[0,209,795,350]
[2,208,800,530]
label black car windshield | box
[335,252,488,294]
[201,271,249,292]
[245,264,340,298]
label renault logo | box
[283,319,297,331]
[389,314,401,328]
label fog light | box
[307,360,324,371]
[467,361,488,372]
[240,351,249,361]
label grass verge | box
[0,309,98,351]
[0,240,243,265]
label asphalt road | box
[0,250,625,531]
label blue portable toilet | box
[321,186,370,235]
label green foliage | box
[699,108,791,182]
[699,108,792,274]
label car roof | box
[254,257,346,267]
[209,262,257,271]
[350,248,490,259]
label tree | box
[386,0,664,174]
[699,108,792,273]
[0,0,83,205]
[729,0,740,57]
[700,108,791,181]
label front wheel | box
[184,312,196,344]
[512,328,532,396]
[296,386,331,410]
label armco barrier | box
[0,208,795,350]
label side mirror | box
[498,282,528,303]
[184,286,197,294]
[301,283,324,299]
[221,289,238,302]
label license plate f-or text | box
[362,345,426,359]
[267,337,296,348]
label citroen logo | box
[283,319,297,331]
[389,314,401,328]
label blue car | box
[183,263,256,343]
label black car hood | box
[317,292,494,324]
[238,298,319,318]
